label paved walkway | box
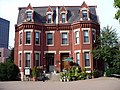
[0,77,120,90]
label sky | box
[0,0,120,48]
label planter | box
[33,76,37,81]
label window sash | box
[62,13,66,23]
[62,33,68,44]
[47,33,53,45]
[84,52,90,67]
[19,53,22,67]
[75,31,79,44]
[35,32,40,44]
[25,53,30,67]
[26,32,31,44]
[83,30,89,43]
[82,10,87,20]
[26,11,32,20]
[48,14,52,23]
[20,33,22,44]
[76,52,80,66]
[35,53,40,66]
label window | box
[75,31,79,44]
[92,30,96,43]
[76,52,80,66]
[26,11,32,21]
[20,33,22,44]
[82,10,88,20]
[19,53,22,67]
[35,53,40,67]
[26,32,31,44]
[62,13,66,23]
[35,32,40,44]
[47,33,53,45]
[83,30,89,43]
[48,14,52,23]
[84,52,90,67]
[25,53,30,67]
[62,32,68,45]
[0,52,1,57]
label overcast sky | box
[0,0,120,48]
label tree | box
[114,0,120,22]
[93,26,120,71]
[0,59,20,81]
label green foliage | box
[0,60,20,81]
[93,26,120,70]
[114,0,120,22]
[32,66,38,77]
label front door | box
[46,53,54,72]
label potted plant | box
[32,66,38,81]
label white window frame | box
[46,31,55,46]
[25,9,33,22]
[74,50,81,66]
[80,8,90,21]
[34,51,41,67]
[35,30,41,46]
[24,29,33,45]
[60,30,69,46]
[46,12,53,24]
[74,29,80,45]
[83,50,91,68]
[24,50,32,68]
[82,28,90,44]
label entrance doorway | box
[46,53,54,72]
[60,53,69,71]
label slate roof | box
[17,6,99,25]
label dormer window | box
[82,10,88,20]
[48,13,52,23]
[62,13,66,23]
[26,11,32,21]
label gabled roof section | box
[46,6,53,12]
[60,6,67,12]
[80,1,88,8]
[26,3,33,10]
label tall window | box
[83,30,89,43]
[76,52,80,66]
[35,53,40,67]
[25,53,30,67]
[26,11,32,21]
[62,32,68,45]
[19,53,22,67]
[92,30,96,43]
[47,33,53,45]
[0,52,1,57]
[35,32,40,44]
[62,13,66,23]
[82,10,88,20]
[84,52,90,67]
[26,32,31,44]
[20,33,22,44]
[48,14,52,23]
[75,31,79,44]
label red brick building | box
[14,2,100,79]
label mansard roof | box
[17,5,98,25]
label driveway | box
[0,77,120,90]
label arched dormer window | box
[80,2,90,21]
[46,6,53,23]
[25,4,34,22]
[60,6,67,23]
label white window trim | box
[25,9,34,22]
[60,31,69,46]
[80,8,90,21]
[82,28,90,44]
[46,31,54,46]
[59,51,71,54]
[83,50,91,68]
[24,51,32,68]
[44,51,56,54]
[35,30,41,46]
[74,30,80,45]
[74,50,81,53]
[24,29,32,45]
[34,51,41,67]
[60,30,69,33]
[60,12,67,23]
[46,12,53,23]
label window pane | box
[76,52,80,66]
[25,53,30,67]
[62,33,68,44]
[47,33,53,45]
[62,13,65,23]
[48,14,52,23]
[19,53,22,67]
[35,53,39,66]
[84,52,90,67]
[26,11,32,21]
[35,32,40,44]
[83,30,89,43]
[75,31,79,44]
[20,33,22,44]
[82,10,88,20]
[26,32,31,44]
